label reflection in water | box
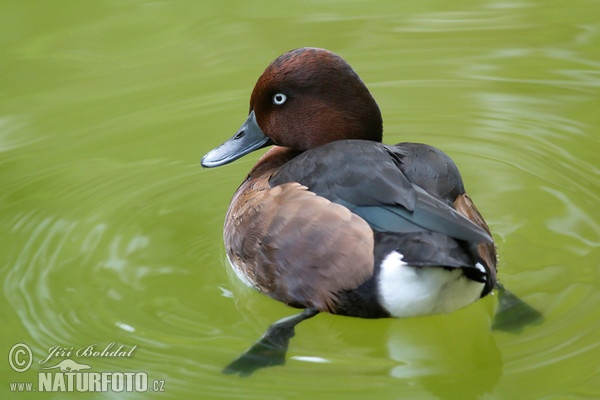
[386,309,502,400]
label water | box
[1,1,599,399]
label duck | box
[203,47,497,319]
[201,47,513,375]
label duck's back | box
[270,140,492,244]
[225,139,497,318]
[387,142,465,205]
[268,140,497,317]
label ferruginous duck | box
[202,47,539,375]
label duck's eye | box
[272,93,287,105]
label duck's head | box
[202,47,383,168]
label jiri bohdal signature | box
[39,343,137,365]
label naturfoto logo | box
[8,343,165,393]
[40,359,91,372]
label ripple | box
[394,10,530,33]
[1,157,225,372]
[1,1,599,398]
[0,115,43,152]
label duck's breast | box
[224,173,375,312]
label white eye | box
[272,93,287,105]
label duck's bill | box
[201,111,272,168]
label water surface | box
[1,1,599,399]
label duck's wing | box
[224,174,374,312]
[386,142,465,204]
[392,142,497,277]
[270,140,492,244]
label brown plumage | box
[224,147,374,312]
[454,193,498,283]
[204,47,499,316]
[201,47,543,377]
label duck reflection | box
[224,290,503,399]
[385,304,502,400]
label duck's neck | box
[248,146,302,178]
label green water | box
[1,1,599,399]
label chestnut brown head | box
[202,47,383,168]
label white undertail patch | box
[475,262,487,281]
[377,251,484,317]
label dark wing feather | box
[270,140,492,244]
[349,185,492,243]
[387,142,465,204]
[271,140,417,211]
